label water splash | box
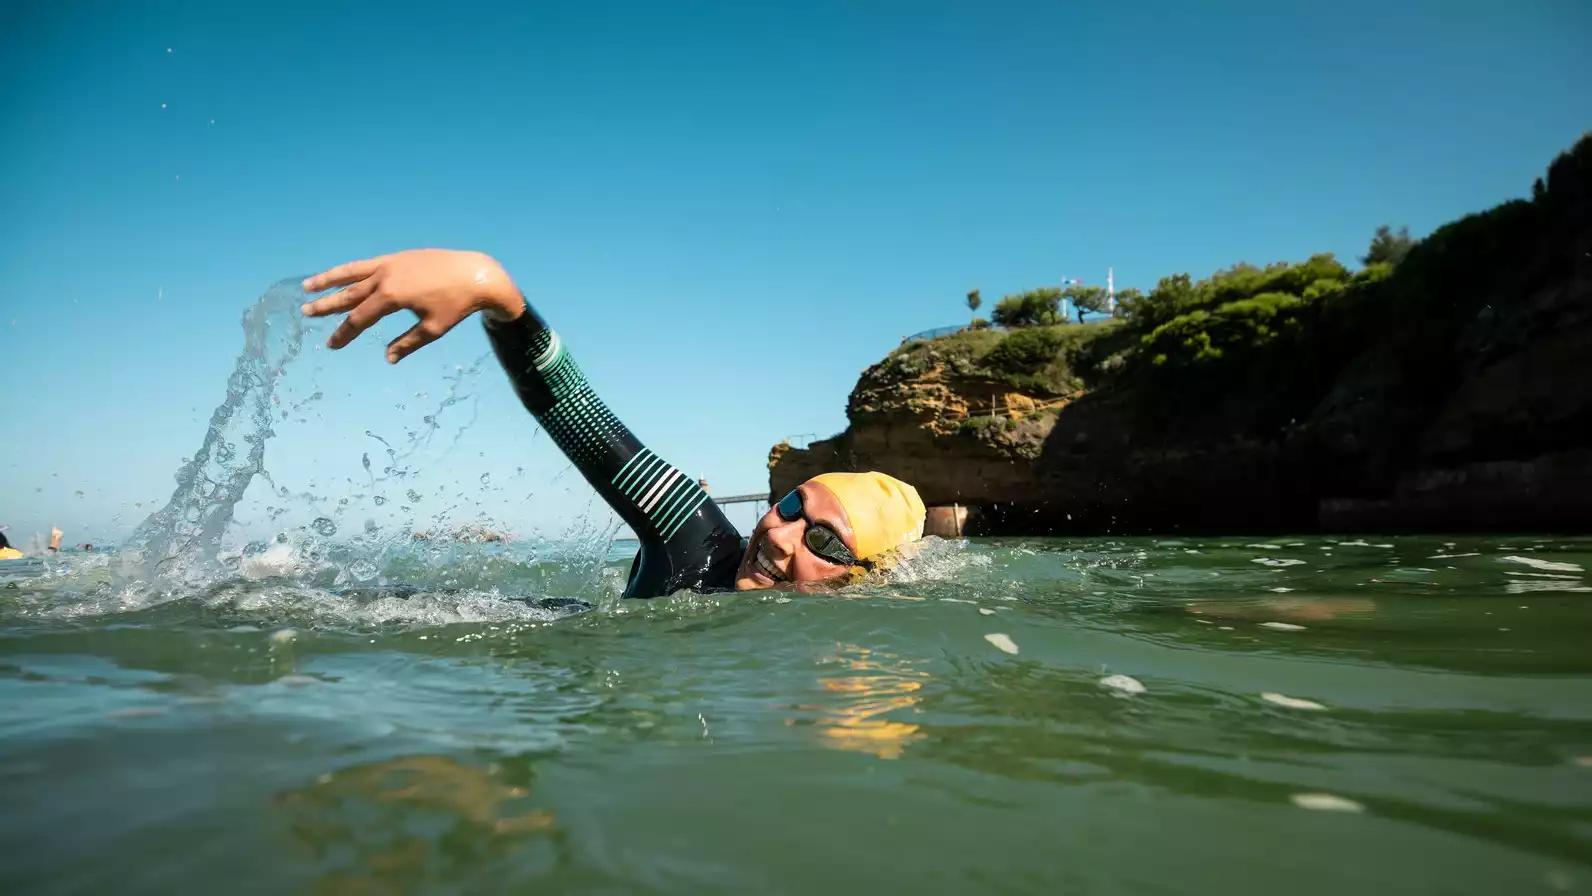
[123,278,308,575]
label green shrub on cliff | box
[1125,254,1351,333]
[992,288,1063,327]
[883,322,1116,395]
[1121,273,1195,330]
[1217,254,1349,303]
[956,415,998,434]
[986,324,1114,393]
[1302,277,1346,300]
[984,326,1069,373]
[1354,262,1394,286]
[1143,292,1305,367]
[878,327,1005,381]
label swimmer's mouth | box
[752,543,785,582]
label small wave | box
[4,536,621,628]
[874,536,990,584]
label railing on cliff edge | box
[900,313,1114,346]
[900,324,996,344]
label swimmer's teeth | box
[755,547,782,581]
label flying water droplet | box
[310,517,337,537]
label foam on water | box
[874,536,989,583]
[8,540,612,627]
[1099,674,1146,695]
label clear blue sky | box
[2,0,1588,546]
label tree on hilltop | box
[992,288,1062,327]
[1362,225,1415,267]
[1113,287,1145,318]
[966,289,981,326]
[1063,284,1110,323]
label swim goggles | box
[776,490,859,567]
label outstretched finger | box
[300,278,377,317]
[326,295,398,350]
[302,256,385,293]
[385,319,446,364]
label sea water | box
[1,284,1589,894]
[3,534,1590,894]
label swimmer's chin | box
[734,568,781,591]
[733,534,778,591]
[733,549,780,591]
[734,565,849,593]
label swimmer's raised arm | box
[301,249,523,363]
[301,248,744,598]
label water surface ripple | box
[2,534,1589,894]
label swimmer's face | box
[734,479,859,591]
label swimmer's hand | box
[300,249,525,363]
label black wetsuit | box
[485,303,744,598]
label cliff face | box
[770,137,1592,534]
[769,343,1069,507]
[1307,253,1592,530]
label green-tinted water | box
[2,534,1589,894]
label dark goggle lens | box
[775,489,857,566]
[776,490,803,522]
[804,524,857,567]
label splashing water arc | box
[124,278,308,573]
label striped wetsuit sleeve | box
[483,304,744,598]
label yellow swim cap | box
[810,471,926,561]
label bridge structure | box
[710,492,770,507]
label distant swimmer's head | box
[735,471,925,591]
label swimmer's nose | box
[763,521,801,561]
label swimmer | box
[302,249,925,598]
[48,526,62,553]
[0,528,21,561]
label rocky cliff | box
[768,332,1071,508]
[770,136,1592,534]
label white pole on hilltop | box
[1107,267,1116,315]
